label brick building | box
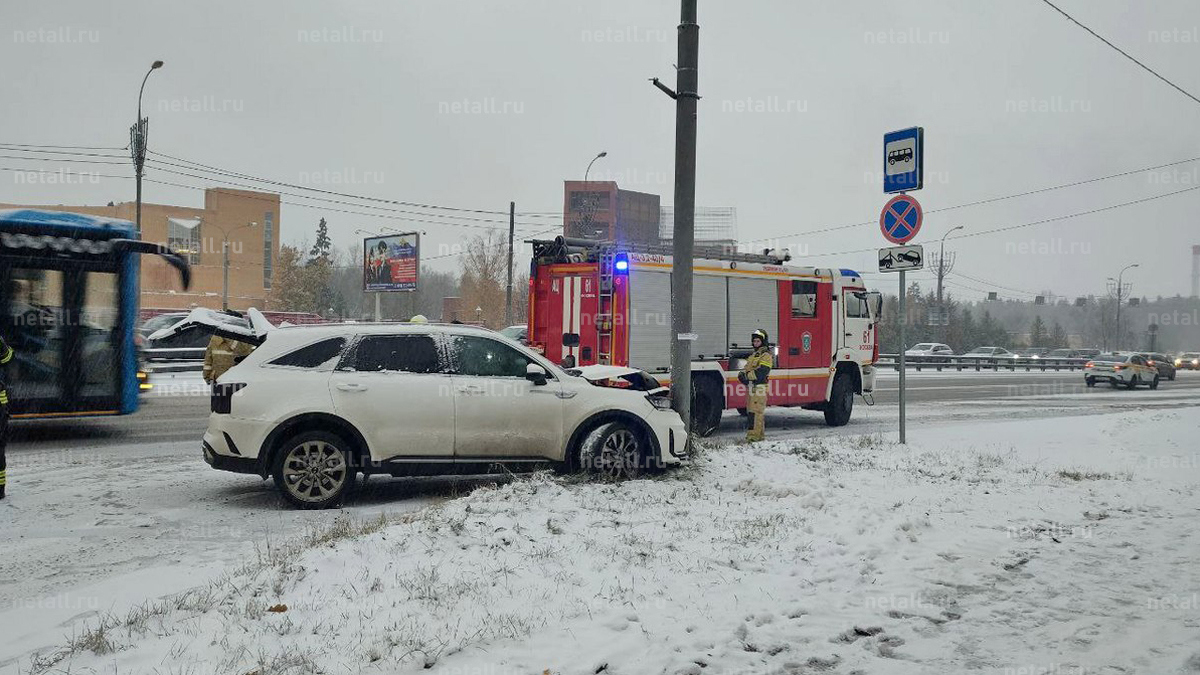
[1,187,279,311]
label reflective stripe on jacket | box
[741,347,773,386]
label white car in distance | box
[904,343,954,363]
[187,319,687,508]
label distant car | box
[1141,353,1176,381]
[1046,348,1082,359]
[1014,347,1050,360]
[1077,349,1101,359]
[145,309,250,360]
[962,346,1015,359]
[904,342,953,363]
[1085,353,1160,389]
[1175,352,1200,370]
[139,312,189,339]
[499,324,529,345]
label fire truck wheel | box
[691,378,722,437]
[736,408,748,417]
[823,373,854,427]
[579,421,647,480]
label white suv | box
[202,322,688,508]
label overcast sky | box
[2,0,1198,301]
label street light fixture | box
[584,151,607,183]
[133,60,164,235]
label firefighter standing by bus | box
[1,335,12,500]
[738,329,773,442]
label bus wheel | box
[824,373,854,427]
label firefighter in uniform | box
[738,329,773,442]
[203,334,254,385]
[1,335,12,500]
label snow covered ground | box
[4,406,1198,675]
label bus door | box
[1,261,123,416]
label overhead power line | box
[796,182,1200,258]
[143,160,556,229]
[1040,0,1200,108]
[147,149,564,219]
[741,155,1200,245]
[0,165,549,236]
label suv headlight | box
[646,392,672,410]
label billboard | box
[363,232,419,292]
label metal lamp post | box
[212,221,257,311]
[584,151,607,182]
[132,60,164,235]
[1109,263,1139,349]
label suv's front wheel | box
[272,431,356,509]
[579,421,648,480]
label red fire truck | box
[528,237,882,436]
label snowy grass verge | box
[20,409,1200,675]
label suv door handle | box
[336,383,367,392]
[456,385,486,395]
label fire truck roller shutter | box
[628,269,672,373]
[691,274,728,359]
[727,277,779,352]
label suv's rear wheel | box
[272,431,356,509]
[579,421,647,480]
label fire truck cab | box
[528,237,882,436]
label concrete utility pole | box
[652,0,699,432]
[934,226,962,310]
[505,201,515,326]
[132,60,163,235]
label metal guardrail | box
[144,347,206,361]
[878,354,1089,372]
[146,360,204,373]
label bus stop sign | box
[884,127,923,193]
[880,194,922,244]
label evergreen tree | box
[957,308,978,352]
[1050,321,1068,349]
[1029,315,1048,347]
[308,217,332,263]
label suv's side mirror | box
[526,363,548,386]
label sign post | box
[881,126,924,444]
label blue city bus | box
[0,209,190,419]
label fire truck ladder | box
[596,246,616,364]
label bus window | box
[2,271,65,405]
[78,271,120,399]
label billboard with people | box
[363,233,419,292]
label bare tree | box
[459,231,508,328]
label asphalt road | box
[7,370,1200,451]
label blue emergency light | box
[614,253,629,272]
